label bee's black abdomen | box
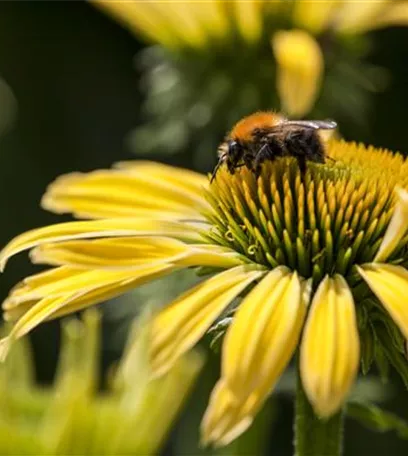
[285,129,326,164]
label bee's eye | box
[228,140,240,155]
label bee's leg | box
[254,144,272,177]
[254,136,283,176]
[296,156,307,183]
[227,160,236,175]
[243,152,255,172]
[227,157,245,175]
[285,132,308,183]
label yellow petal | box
[292,1,339,34]
[114,161,207,193]
[4,266,83,307]
[151,264,266,377]
[30,237,190,269]
[91,1,182,50]
[3,263,176,314]
[374,188,408,262]
[176,244,246,269]
[201,380,254,448]
[175,0,228,43]
[95,0,212,49]
[5,269,137,306]
[272,30,323,117]
[367,2,408,30]
[0,263,176,360]
[357,264,408,339]
[41,164,208,220]
[334,1,394,33]
[149,1,209,49]
[300,275,360,418]
[0,218,203,270]
[30,237,245,270]
[202,271,311,447]
[0,294,73,361]
[222,267,305,398]
[232,0,263,43]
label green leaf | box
[348,401,408,439]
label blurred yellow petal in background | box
[334,0,408,33]
[272,30,323,117]
[292,0,340,34]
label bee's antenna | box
[210,158,223,183]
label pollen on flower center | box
[204,140,408,282]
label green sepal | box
[360,321,375,376]
[376,326,408,390]
[370,302,405,355]
[348,401,408,440]
[374,344,390,384]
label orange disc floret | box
[229,111,284,142]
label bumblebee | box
[211,111,337,182]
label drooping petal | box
[201,380,254,448]
[150,264,266,377]
[222,267,305,397]
[0,262,177,361]
[357,264,408,339]
[300,275,360,418]
[0,218,203,270]
[202,270,310,447]
[30,237,246,270]
[272,30,323,117]
[374,188,408,262]
[41,162,209,220]
[3,263,176,318]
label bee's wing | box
[284,120,337,130]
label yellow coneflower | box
[93,0,408,118]
[1,140,408,446]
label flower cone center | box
[204,140,408,282]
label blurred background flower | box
[0,309,203,455]
[93,0,408,169]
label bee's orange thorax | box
[229,111,284,142]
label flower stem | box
[294,363,344,456]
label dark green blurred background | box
[0,3,408,455]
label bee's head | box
[212,139,243,183]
